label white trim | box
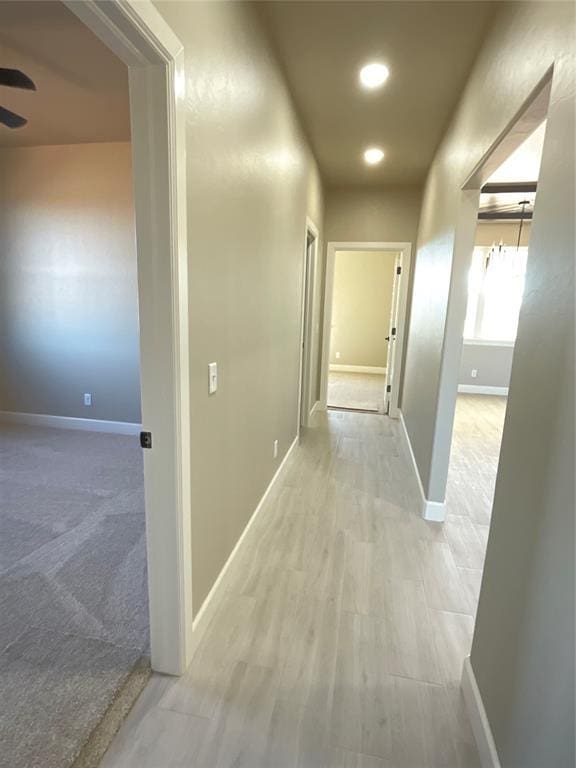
[462,657,502,768]
[66,0,193,676]
[298,217,320,432]
[458,385,509,396]
[329,365,386,374]
[319,241,412,419]
[0,411,141,435]
[399,411,446,522]
[191,436,298,647]
[422,499,447,522]
[463,338,515,348]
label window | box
[464,245,528,343]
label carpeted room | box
[0,425,148,768]
[0,4,149,765]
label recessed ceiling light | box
[359,62,389,90]
[364,147,385,165]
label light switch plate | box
[208,362,218,394]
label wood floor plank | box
[429,609,475,686]
[195,661,277,768]
[101,399,504,767]
[443,515,487,570]
[100,677,207,768]
[159,594,256,719]
[381,577,443,684]
[457,567,483,617]
[418,540,469,614]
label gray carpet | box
[0,423,149,768]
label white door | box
[384,253,403,414]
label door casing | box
[297,217,320,432]
[66,0,193,675]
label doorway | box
[320,241,411,417]
[0,3,154,766]
[443,114,548,609]
[62,1,193,675]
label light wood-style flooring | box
[101,397,506,767]
[444,395,507,615]
[327,371,385,412]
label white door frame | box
[66,0,193,675]
[297,217,320,433]
[383,252,403,415]
[319,241,412,418]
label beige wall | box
[324,185,422,403]
[329,250,396,368]
[154,1,324,612]
[475,220,531,247]
[325,185,422,244]
[0,142,140,423]
[400,2,574,764]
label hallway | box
[103,410,480,767]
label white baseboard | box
[398,410,446,522]
[330,364,387,375]
[0,410,141,436]
[462,657,501,768]
[422,498,447,522]
[191,435,299,645]
[458,385,509,396]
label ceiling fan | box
[0,67,36,129]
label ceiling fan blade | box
[0,68,36,91]
[0,105,27,129]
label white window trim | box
[463,338,515,348]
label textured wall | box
[459,344,513,388]
[399,2,574,764]
[325,185,421,244]
[155,1,324,612]
[0,142,140,423]
[330,250,396,368]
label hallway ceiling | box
[255,1,497,187]
[0,1,130,147]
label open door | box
[384,252,403,414]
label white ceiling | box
[255,1,497,187]
[0,1,130,147]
